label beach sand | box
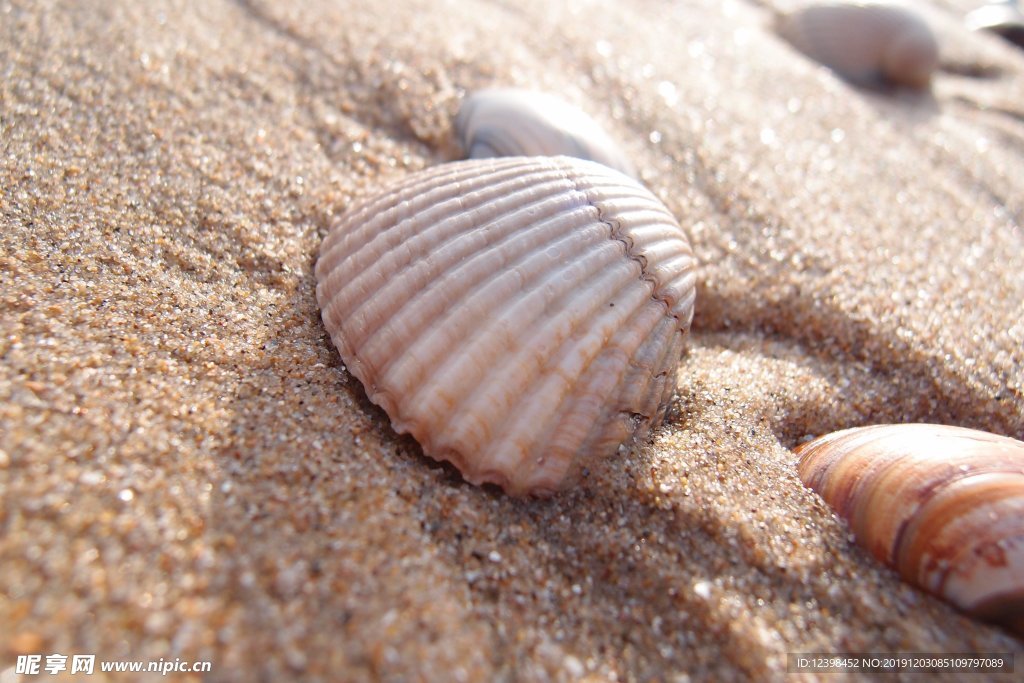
[2,0,1023,680]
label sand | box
[2,0,1023,680]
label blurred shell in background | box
[455,88,636,177]
[796,423,1024,637]
[316,156,697,496]
[776,2,939,88]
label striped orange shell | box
[796,423,1024,636]
[315,156,697,496]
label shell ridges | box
[315,156,696,495]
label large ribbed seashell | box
[796,424,1024,636]
[455,89,636,178]
[966,1,1024,49]
[315,156,696,496]
[776,2,939,88]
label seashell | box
[455,89,636,178]
[315,156,696,496]
[966,1,1024,49]
[776,2,939,88]
[796,423,1024,636]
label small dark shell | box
[966,3,1024,49]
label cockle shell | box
[315,156,696,496]
[776,2,939,88]
[796,423,1024,636]
[455,89,636,178]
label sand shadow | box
[691,282,1024,445]
[856,84,941,124]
